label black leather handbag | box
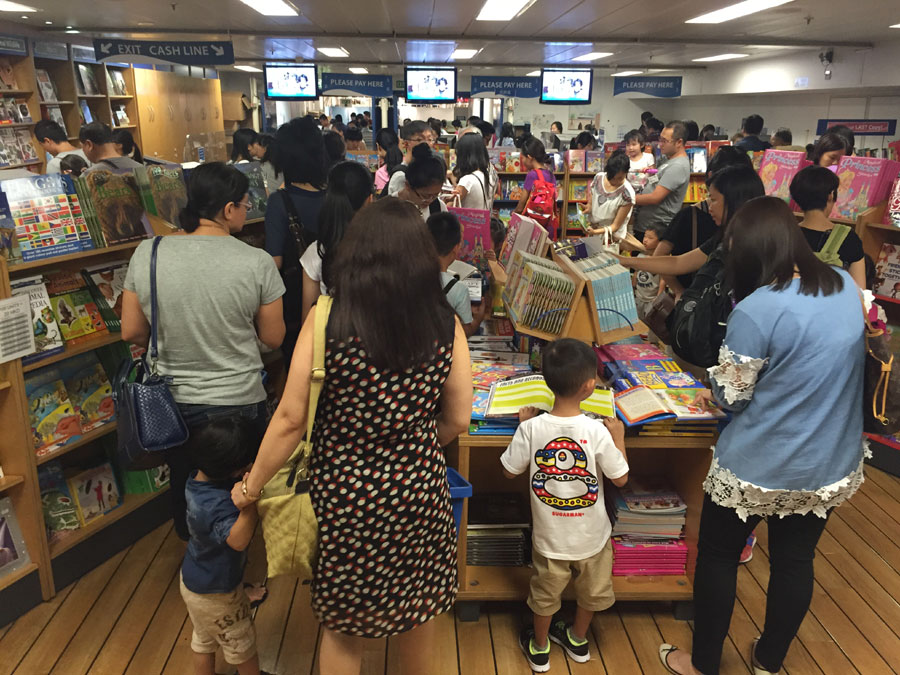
[114,236,189,470]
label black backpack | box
[667,249,733,368]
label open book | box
[486,374,615,418]
[615,385,725,426]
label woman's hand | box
[616,254,633,267]
[231,472,255,510]
[693,389,713,411]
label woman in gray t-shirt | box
[122,162,285,539]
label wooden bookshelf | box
[0,380,10,392]
[49,488,169,559]
[8,240,141,275]
[22,333,122,373]
[35,422,118,466]
[874,294,900,306]
[0,474,25,492]
[77,94,106,100]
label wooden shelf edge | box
[0,90,34,96]
[0,474,25,492]
[0,380,10,392]
[108,95,134,99]
[0,561,39,593]
[9,240,141,274]
[0,122,36,129]
[864,432,900,452]
[864,221,900,233]
[40,100,75,105]
[874,294,900,306]
[113,124,137,130]
[49,488,170,559]
[36,421,118,466]
[23,333,123,373]
[77,94,107,99]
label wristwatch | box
[241,478,263,501]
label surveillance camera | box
[819,49,834,66]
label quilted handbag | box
[257,295,332,580]
[114,236,189,471]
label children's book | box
[82,169,153,245]
[485,374,615,418]
[618,482,686,513]
[37,461,81,541]
[498,213,549,268]
[1,173,95,261]
[566,150,586,172]
[25,368,82,456]
[233,161,268,220]
[598,343,667,363]
[60,353,115,432]
[882,178,900,227]
[586,151,604,173]
[873,242,900,298]
[615,385,725,426]
[448,205,492,270]
[757,150,811,211]
[10,275,64,364]
[67,463,120,527]
[623,369,702,390]
[617,359,682,373]
[831,156,900,221]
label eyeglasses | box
[235,201,252,210]
[658,136,674,145]
[412,187,441,204]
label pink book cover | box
[758,150,811,211]
[613,567,686,576]
[613,537,687,553]
[600,343,667,363]
[883,178,900,226]
[449,206,492,266]
[831,156,900,221]
[498,212,525,268]
[566,150,586,172]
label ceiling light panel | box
[237,0,298,17]
[611,70,644,76]
[572,52,613,62]
[692,53,749,61]
[317,47,349,58]
[349,67,368,74]
[526,70,541,77]
[235,65,263,72]
[686,0,794,24]
[0,1,35,10]
[451,48,480,59]
[476,0,535,21]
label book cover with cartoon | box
[60,353,115,432]
[24,369,82,456]
[831,156,900,221]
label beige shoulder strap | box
[306,295,333,442]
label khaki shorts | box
[527,540,615,616]
[179,573,257,665]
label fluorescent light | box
[526,70,541,77]
[611,70,644,76]
[572,52,613,62]
[476,0,534,21]
[349,67,368,74]
[0,2,36,11]
[65,29,80,34]
[235,65,263,72]
[317,47,349,58]
[891,23,900,28]
[692,53,749,62]
[451,48,480,59]
[686,0,794,24]
[44,20,51,24]
[237,0,298,16]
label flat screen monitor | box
[264,64,319,100]
[540,68,592,105]
[405,67,457,104]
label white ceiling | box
[9,0,900,69]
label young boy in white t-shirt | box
[501,338,629,672]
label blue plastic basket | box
[447,467,473,538]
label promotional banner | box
[92,39,235,66]
[471,76,541,98]
[320,73,393,98]
[816,119,897,136]
[613,76,683,98]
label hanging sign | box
[471,76,541,98]
[613,76,682,98]
[320,73,393,98]
[92,38,234,66]
[0,34,26,56]
[32,41,68,60]
[816,119,897,136]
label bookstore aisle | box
[0,465,897,675]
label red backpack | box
[524,169,559,240]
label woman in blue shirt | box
[660,197,866,675]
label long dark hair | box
[707,165,765,242]
[810,132,848,166]
[112,129,143,163]
[273,116,327,188]
[317,161,373,290]
[231,128,258,163]
[179,162,248,233]
[520,136,550,166]
[500,122,514,140]
[375,128,403,174]
[570,131,596,150]
[726,196,843,302]
[330,198,454,370]
[257,132,275,164]
[453,132,490,183]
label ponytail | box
[179,162,249,232]
[112,129,143,164]
[317,161,374,289]
[520,136,550,166]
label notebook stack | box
[466,493,531,567]
[611,483,687,576]
[503,250,577,336]
[570,252,639,332]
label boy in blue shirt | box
[179,416,270,675]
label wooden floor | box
[3,466,900,675]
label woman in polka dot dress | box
[235,198,473,674]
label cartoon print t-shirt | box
[501,413,629,560]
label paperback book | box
[75,64,100,96]
[9,275,64,364]
[757,149,811,210]
[615,385,725,426]
[37,461,81,542]
[60,352,115,432]
[66,463,120,527]
[498,213,550,269]
[25,367,83,457]
[873,242,900,298]
[485,374,615,418]
[831,156,900,221]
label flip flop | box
[243,582,268,609]
[659,643,683,675]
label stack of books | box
[503,250,576,336]
[570,252,638,332]
[830,156,900,221]
[611,483,688,576]
[466,493,531,567]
